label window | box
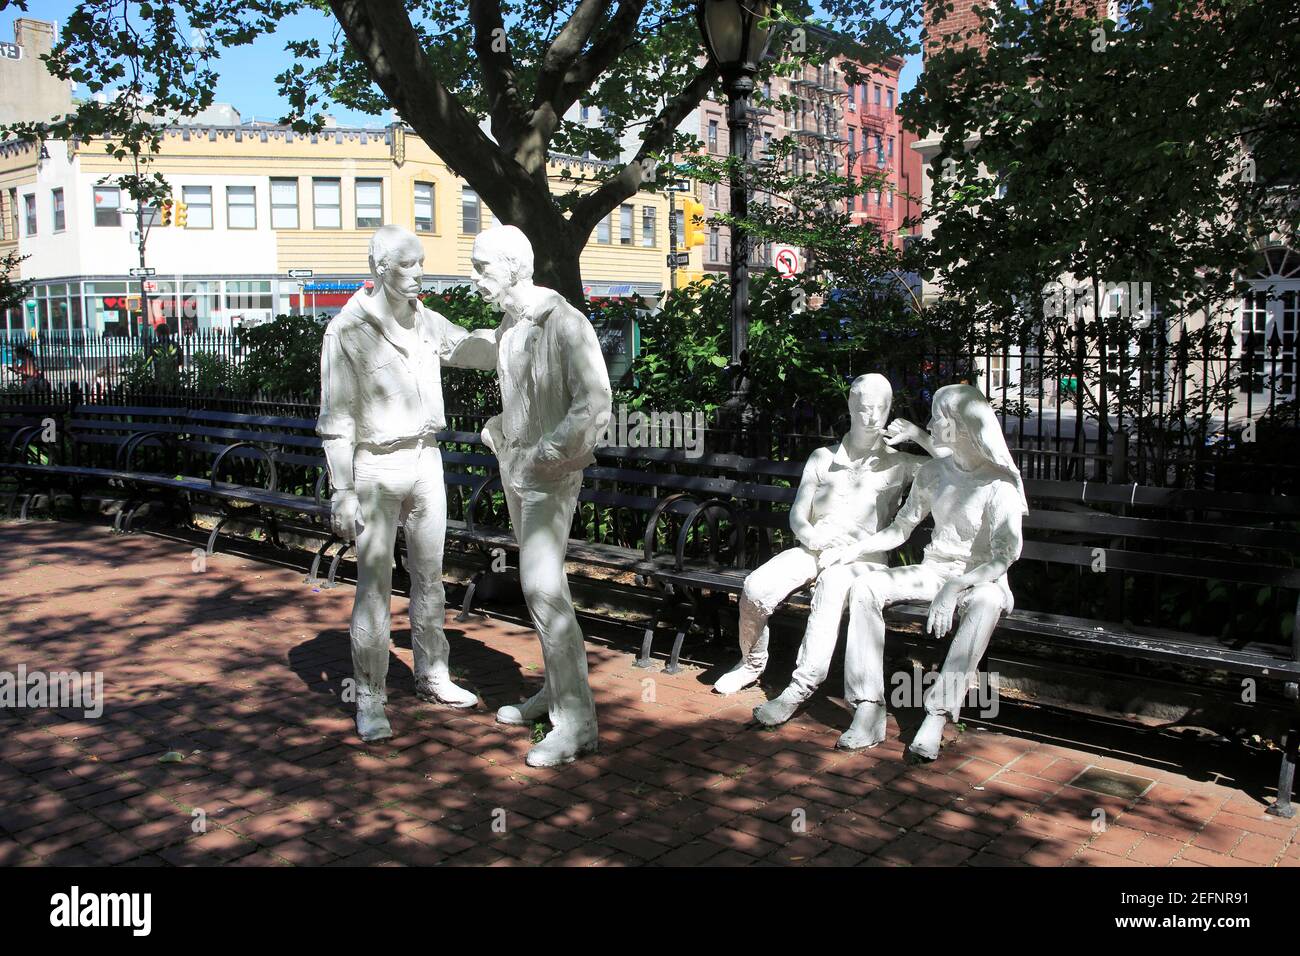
[708,120,719,152]
[227,186,256,229]
[888,135,895,165]
[182,185,213,228]
[51,189,65,232]
[355,178,382,228]
[709,182,719,208]
[874,85,882,108]
[887,88,895,110]
[22,194,36,235]
[848,128,857,154]
[93,186,121,227]
[846,84,856,111]
[620,204,633,245]
[596,212,611,244]
[674,208,684,241]
[641,207,656,248]
[313,178,341,229]
[580,105,590,123]
[141,204,160,227]
[708,227,719,262]
[414,182,434,233]
[461,186,481,234]
[6,188,16,240]
[270,178,299,229]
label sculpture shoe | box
[356,691,393,743]
[836,700,888,751]
[713,659,764,695]
[753,687,803,727]
[525,724,598,768]
[415,675,478,708]
[907,713,947,762]
[496,689,548,726]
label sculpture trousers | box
[350,439,449,702]
[740,546,882,698]
[501,470,595,736]
[844,563,1011,719]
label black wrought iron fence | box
[3,320,1297,492]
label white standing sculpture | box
[318,225,497,742]
[715,375,934,717]
[821,383,1027,760]
[469,225,613,768]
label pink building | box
[695,42,912,277]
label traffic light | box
[160,200,173,227]
[681,198,706,249]
[175,201,188,227]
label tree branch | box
[534,0,613,108]
[468,0,527,150]
[569,62,719,238]
[326,0,533,212]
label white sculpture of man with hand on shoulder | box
[469,225,613,768]
[715,374,936,725]
[317,224,497,743]
[821,383,1027,759]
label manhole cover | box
[1068,767,1154,800]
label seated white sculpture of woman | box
[819,383,1027,761]
[715,374,935,714]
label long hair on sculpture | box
[932,384,1028,514]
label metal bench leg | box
[664,615,694,675]
[326,542,353,588]
[455,571,484,622]
[635,624,658,669]
[1267,727,1298,819]
[123,502,147,534]
[17,493,33,522]
[305,538,337,586]
[206,516,232,557]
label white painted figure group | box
[318,223,1025,769]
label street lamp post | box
[696,0,773,452]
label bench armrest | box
[674,498,746,572]
[210,442,279,492]
[119,430,175,471]
[7,425,50,464]
[465,472,504,537]
[642,492,698,563]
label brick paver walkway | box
[1,521,1297,867]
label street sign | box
[287,268,314,279]
[664,179,692,192]
[128,267,156,278]
[773,244,802,279]
[667,252,690,268]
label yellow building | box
[1,118,680,334]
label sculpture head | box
[369,225,425,304]
[847,373,892,439]
[930,384,1027,512]
[470,225,534,310]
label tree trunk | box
[525,221,586,309]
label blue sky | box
[14,1,920,126]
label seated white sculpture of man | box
[821,383,1027,759]
[469,225,613,768]
[715,374,935,721]
[317,224,497,742]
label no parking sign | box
[773,244,802,278]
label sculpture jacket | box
[317,287,495,449]
[483,288,612,487]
